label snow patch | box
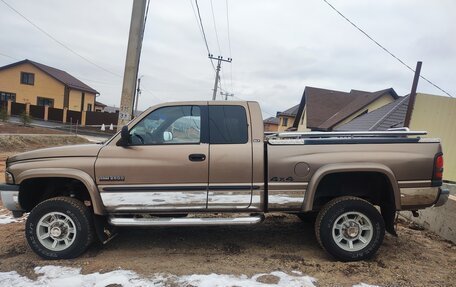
[0,208,25,224]
[0,265,381,287]
[0,266,317,287]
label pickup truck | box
[0,101,449,261]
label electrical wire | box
[225,0,233,91]
[210,0,222,55]
[321,0,453,98]
[0,0,122,78]
[0,52,18,60]
[194,0,216,70]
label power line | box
[321,0,454,98]
[0,52,19,60]
[210,0,222,55]
[194,0,216,70]
[0,0,122,78]
[225,0,233,91]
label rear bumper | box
[434,188,449,207]
[0,184,24,217]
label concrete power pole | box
[209,55,232,100]
[220,91,233,100]
[117,0,147,131]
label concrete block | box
[401,194,456,243]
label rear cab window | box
[208,105,248,144]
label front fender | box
[16,168,105,215]
[302,163,400,211]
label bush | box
[0,107,8,122]
[20,111,31,126]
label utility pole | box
[221,91,234,100]
[134,75,143,116]
[117,0,147,131]
[404,61,422,127]
[209,54,232,100]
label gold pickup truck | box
[0,101,449,261]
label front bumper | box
[0,184,24,217]
[434,188,449,207]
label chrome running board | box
[108,214,265,227]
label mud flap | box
[381,203,397,236]
[93,214,118,244]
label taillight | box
[433,153,444,181]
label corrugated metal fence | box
[410,93,456,182]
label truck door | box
[95,104,209,212]
[207,103,253,209]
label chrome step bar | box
[108,215,265,227]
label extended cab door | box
[95,104,209,212]
[207,103,253,209]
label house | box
[276,104,299,132]
[95,101,107,112]
[293,86,399,131]
[335,95,410,131]
[263,116,279,132]
[0,59,98,112]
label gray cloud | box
[0,0,454,117]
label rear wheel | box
[25,197,94,259]
[315,196,385,261]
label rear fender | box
[303,163,400,212]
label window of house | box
[282,117,288,126]
[87,104,92,112]
[130,105,201,145]
[209,105,248,144]
[20,72,35,85]
[37,97,54,108]
[0,91,16,102]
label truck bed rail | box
[265,130,427,139]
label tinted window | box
[130,105,200,145]
[209,106,248,144]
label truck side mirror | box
[117,125,130,146]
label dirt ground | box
[1,140,456,286]
[0,122,65,134]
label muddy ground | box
[1,136,456,286]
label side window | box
[129,105,200,145]
[209,105,248,144]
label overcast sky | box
[0,0,454,118]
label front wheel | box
[25,197,94,259]
[315,196,385,261]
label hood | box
[8,144,103,163]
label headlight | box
[5,171,14,184]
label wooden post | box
[7,99,12,116]
[63,107,68,123]
[404,61,422,127]
[44,105,49,121]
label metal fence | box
[86,111,118,126]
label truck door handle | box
[189,154,206,162]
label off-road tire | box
[315,196,385,261]
[25,196,94,259]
